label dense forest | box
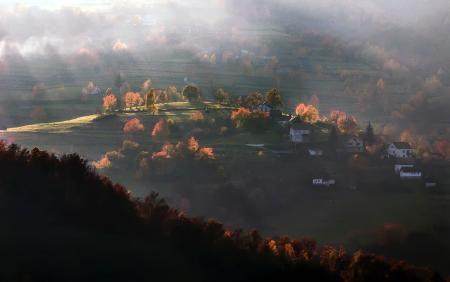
[0,141,444,282]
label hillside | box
[0,141,443,282]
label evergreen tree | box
[265,88,282,108]
[365,122,375,145]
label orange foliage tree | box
[433,140,450,159]
[191,111,205,122]
[93,155,112,170]
[123,118,145,134]
[329,110,358,134]
[103,94,118,112]
[123,92,144,109]
[295,103,320,123]
[152,137,214,160]
[152,143,175,159]
[196,147,215,160]
[231,107,251,128]
[152,119,170,140]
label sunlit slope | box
[5,114,101,133]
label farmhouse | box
[344,137,364,153]
[253,102,273,113]
[308,148,323,157]
[387,142,414,159]
[290,123,311,143]
[312,178,336,187]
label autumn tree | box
[93,155,112,170]
[364,122,375,145]
[166,86,181,101]
[123,118,145,134]
[182,84,201,102]
[191,111,205,122]
[152,119,170,140]
[338,116,357,134]
[152,143,175,159]
[246,91,264,108]
[295,103,320,123]
[215,88,230,104]
[231,108,270,132]
[231,107,251,128]
[196,147,215,160]
[123,92,144,109]
[265,88,282,108]
[329,110,358,134]
[376,79,385,91]
[103,94,118,112]
[81,80,97,100]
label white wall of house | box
[387,144,413,158]
[290,129,310,143]
[394,164,414,174]
[400,171,422,179]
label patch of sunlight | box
[6,114,101,133]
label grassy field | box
[1,101,277,157]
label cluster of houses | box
[253,103,426,184]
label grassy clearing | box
[4,101,234,133]
[5,114,101,133]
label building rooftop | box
[392,142,412,150]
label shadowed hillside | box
[0,141,444,282]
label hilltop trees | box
[103,94,118,112]
[166,85,182,101]
[246,91,265,108]
[123,92,144,109]
[265,88,282,108]
[231,107,251,128]
[295,103,320,123]
[182,84,201,102]
[231,107,270,132]
[215,88,230,104]
[329,110,358,134]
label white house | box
[387,142,414,159]
[395,164,414,174]
[344,137,364,153]
[308,149,323,157]
[399,167,422,180]
[394,158,415,174]
[290,123,311,143]
[312,178,336,187]
[253,103,273,113]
